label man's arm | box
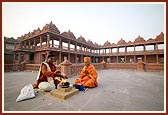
[87,66,98,81]
[79,68,87,79]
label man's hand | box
[64,76,68,79]
[55,71,61,75]
[84,70,89,76]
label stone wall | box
[4,64,24,72]
[145,63,164,72]
[4,62,164,73]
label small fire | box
[55,77,66,83]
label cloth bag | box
[38,82,55,92]
[16,84,35,102]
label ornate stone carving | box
[155,32,164,42]
[24,33,29,40]
[34,27,41,35]
[87,39,94,45]
[146,38,155,43]
[134,35,146,44]
[117,38,126,46]
[41,21,60,34]
[94,42,99,47]
[111,43,117,47]
[127,41,134,45]
[61,30,76,39]
[103,40,111,46]
[77,35,86,43]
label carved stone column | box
[59,52,62,63]
[59,38,62,49]
[60,57,72,77]
[75,42,77,51]
[144,44,146,63]
[47,33,50,47]
[68,53,70,62]
[29,40,31,49]
[156,54,159,64]
[40,36,42,48]
[34,38,36,49]
[68,40,70,50]
[52,39,54,47]
[137,60,145,71]
[81,55,84,63]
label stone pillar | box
[137,60,145,71]
[47,33,50,47]
[125,56,126,63]
[34,38,36,49]
[60,57,72,77]
[59,52,62,63]
[93,56,95,63]
[144,55,146,64]
[144,44,146,52]
[59,38,62,49]
[40,36,42,48]
[75,54,77,63]
[134,55,136,63]
[24,41,26,48]
[156,54,159,64]
[13,52,16,64]
[29,40,31,48]
[68,53,70,61]
[101,60,106,69]
[75,42,77,51]
[52,39,54,47]
[18,52,21,63]
[155,43,158,53]
[81,55,83,63]
[109,56,112,63]
[68,40,70,50]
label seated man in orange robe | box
[75,57,98,88]
[33,53,66,89]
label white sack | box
[38,82,55,92]
[16,84,35,102]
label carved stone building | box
[4,37,18,64]
[12,21,164,64]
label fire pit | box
[58,82,70,88]
[50,81,78,100]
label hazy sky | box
[2,2,165,45]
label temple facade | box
[9,21,164,65]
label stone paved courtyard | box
[3,69,165,113]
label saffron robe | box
[75,64,98,88]
[33,62,63,88]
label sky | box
[2,2,165,45]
